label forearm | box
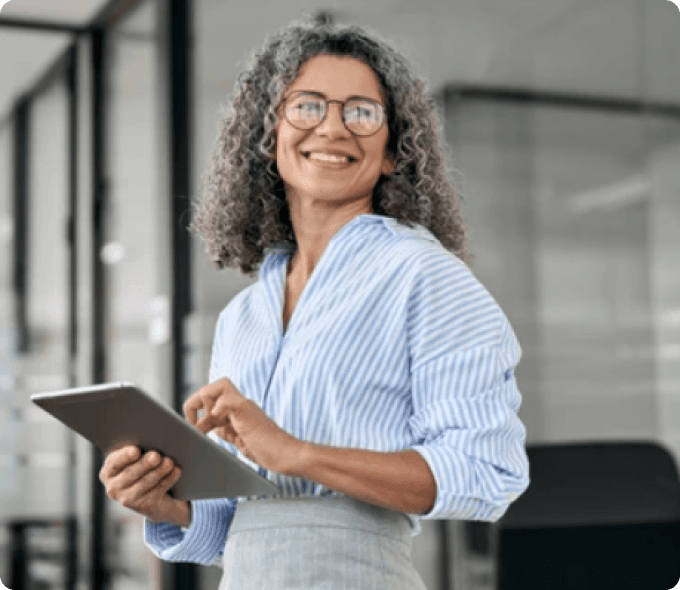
[175,500,192,528]
[285,442,436,515]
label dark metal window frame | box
[440,84,680,118]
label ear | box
[381,154,394,176]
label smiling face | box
[274,54,394,210]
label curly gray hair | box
[189,17,474,276]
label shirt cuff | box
[409,445,526,522]
[143,498,237,565]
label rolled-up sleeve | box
[143,497,237,566]
[406,252,530,522]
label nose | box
[314,102,352,139]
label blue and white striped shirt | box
[144,213,530,567]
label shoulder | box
[213,282,257,329]
[376,215,441,246]
[371,217,503,330]
[379,218,509,340]
[375,215,472,280]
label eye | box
[344,102,379,124]
[298,101,322,114]
[288,96,324,121]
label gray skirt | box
[218,495,429,590]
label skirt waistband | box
[230,495,412,541]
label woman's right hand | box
[99,445,185,526]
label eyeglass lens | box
[285,94,384,136]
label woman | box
[99,17,530,589]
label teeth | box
[307,152,351,163]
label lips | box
[301,150,357,163]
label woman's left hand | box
[183,377,301,474]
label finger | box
[195,401,223,433]
[128,450,166,487]
[100,445,140,483]
[211,393,238,419]
[184,390,219,427]
[146,459,181,502]
[214,423,237,444]
[133,463,182,515]
[195,413,215,434]
[183,391,203,425]
[183,386,218,424]
[159,463,182,493]
[223,418,238,439]
[106,441,135,456]
[128,454,176,500]
[182,381,222,424]
[206,394,236,431]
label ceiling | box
[0,0,678,122]
[0,0,107,23]
[0,0,111,120]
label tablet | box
[30,382,280,501]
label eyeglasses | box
[280,91,387,137]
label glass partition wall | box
[0,20,86,584]
[440,77,680,590]
[23,76,71,512]
[444,98,659,443]
[0,73,75,589]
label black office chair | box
[495,440,680,590]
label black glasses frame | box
[280,91,387,137]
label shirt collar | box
[266,213,437,255]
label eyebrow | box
[290,90,384,105]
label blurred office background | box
[0,0,679,589]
